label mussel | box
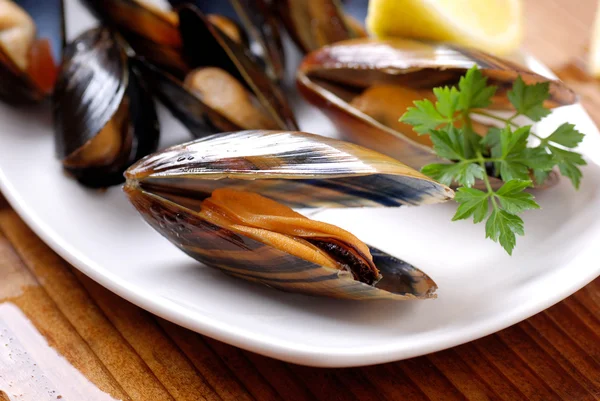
[168,0,285,82]
[85,0,297,137]
[0,0,63,104]
[297,38,578,187]
[276,0,368,53]
[124,130,453,300]
[83,0,285,82]
[134,4,298,138]
[53,27,159,188]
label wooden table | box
[2,0,600,399]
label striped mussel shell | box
[53,27,160,188]
[124,130,453,300]
[297,38,577,189]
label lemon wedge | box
[366,0,523,55]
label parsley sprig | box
[400,66,586,255]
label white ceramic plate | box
[2,0,600,368]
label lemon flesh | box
[367,0,523,55]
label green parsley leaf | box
[428,126,467,160]
[453,187,489,223]
[533,169,551,186]
[496,126,533,181]
[399,100,448,134]
[498,159,530,182]
[399,65,586,255]
[458,66,497,110]
[548,145,587,189]
[480,126,501,150]
[485,209,525,255]
[421,163,458,186]
[495,180,539,214]
[522,147,555,170]
[500,125,530,157]
[546,123,585,148]
[507,76,550,121]
[433,86,460,119]
[422,161,485,188]
[523,147,555,186]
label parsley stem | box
[471,110,519,128]
[529,131,546,143]
[463,112,477,158]
[507,112,520,123]
[475,150,498,209]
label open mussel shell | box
[276,0,367,53]
[125,130,451,300]
[53,27,159,188]
[178,5,298,131]
[0,0,64,105]
[83,0,189,78]
[297,38,577,188]
[169,0,285,82]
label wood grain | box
[2,0,600,399]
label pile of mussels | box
[0,0,577,299]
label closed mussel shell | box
[53,27,159,188]
[124,130,452,300]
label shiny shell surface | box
[126,130,453,208]
[53,27,160,187]
[124,130,452,300]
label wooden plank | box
[523,314,600,397]
[202,338,283,401]
[473,335,562,401]
[73,273,223,401]
[158,319,256,401]
[0,211,176,401]
[453,343,528,400]
[497,325,595,400]
[358,364,431,401]
[0,228,129,400]
[427,349,501,401]
[242,352,316,401]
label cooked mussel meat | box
[297,38,577,187]
[184,67,278,130]
[0,0,62,104]
[124,130,453,300]
[276,0,368,53]
[53,27,159,188]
